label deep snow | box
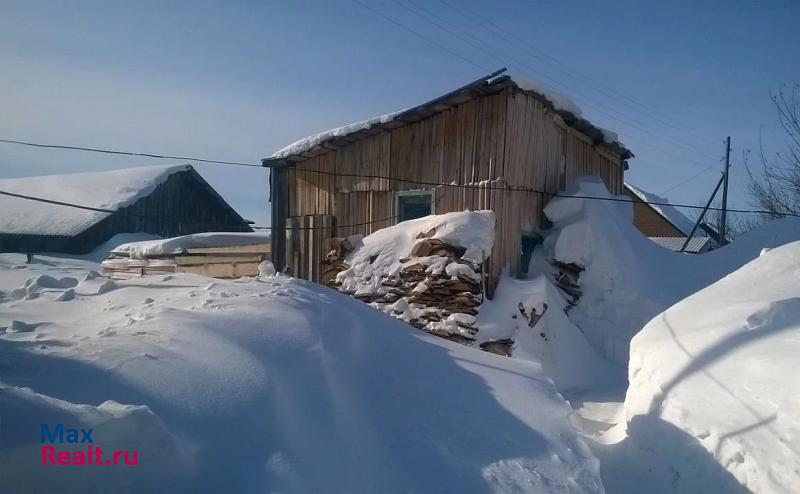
[476,177,800,493]
[625,241,800,493]
[0,251,602,493]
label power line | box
[437,0,721,146]
[0,139,261,168]
[0,189,402,230]
[2,167,791,218]
[287,167,792,216]
[390,0,720,163]
[351,0,488,72]
[659,163,720,195]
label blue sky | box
[1,0,798,226]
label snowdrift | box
[625,241,800,493]
[0,252,601,493]
[477,273,624,393]
[538,177,800,366]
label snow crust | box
[0,249,602,493]
[0,165,189,236]
[111,232,269,259]
[625,241,800,493]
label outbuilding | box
[0,164,252,255]
[263,69,633,294]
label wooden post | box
[720,136,731,245]
[270,167,288,272]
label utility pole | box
[720,136,731,245]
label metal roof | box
[648,236,712,253]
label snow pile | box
[0,252,602,493]
[111,232,269,259]
[625,240,800,493]
[477,273,624,392]
[537,177,800,366]
[0,165,189,236]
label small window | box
[396,190,434,223]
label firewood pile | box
[321,228,485,344]
[321,235,358,285]
[551,260,583,308]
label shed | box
[263,69,633,295]
[0,164,252,254]
[624,182,717,253]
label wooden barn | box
[0,164,252,255]
[263,69,633,295]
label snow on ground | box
[110,232,269,259]
[473,177,800,493]
[0,165,188,236]
[625,240,800,493]
[0,250,602,493]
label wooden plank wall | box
[282,87,626,294]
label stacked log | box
[324,232,485,344]
[102,244,270,280]
[551,261,583,308]
[321,235,359,286]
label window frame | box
[395,189,436,223]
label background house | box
[624,182,717,253]
[263,69,633,294]
[0,164,252,254]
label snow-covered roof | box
[264,68,633,166]
[648,236,711,253]
[111,232,270,259]
[624,182,700,236]
[0,164,190,236]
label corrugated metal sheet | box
[649,236,711,253]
